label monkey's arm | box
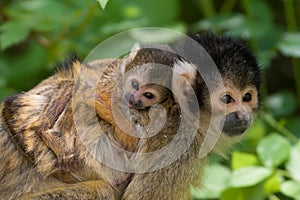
[36,81,78,172]
[123,155,204,200]
[1,76,78,175]
[20,180,118,200]
[122,105,204,200]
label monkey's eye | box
[144,92,154,99]
[220,94,234,104]
[243,93,252,102]
[131,81,139,90]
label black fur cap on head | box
[189,33,262,108]
[191,33,261,89]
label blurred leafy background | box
[0,0,300,199]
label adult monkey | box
[0,33,261,199]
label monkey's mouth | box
[122,95,133,108]
[221,112,252,137]
[222,126,249,137]
[222,119,251,137]
[122,94,145,110]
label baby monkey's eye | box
[144,92,154,99]
[243,93,252,102]
[131,81,139,90]
[220,94,234,104]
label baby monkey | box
[95,46,176,151]
[122,66,171,110]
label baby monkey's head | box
[120,44,177,110]
[122,63,172,110]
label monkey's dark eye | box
[243,93,252,102]
[144,92,154,99]
[220,94,234,104]
[131,81,139,90]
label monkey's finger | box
[72,157,80,170]
[57,158,64,174]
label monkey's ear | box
[172,60,198,109]
[172,60,197,88]
[120,43,141,75]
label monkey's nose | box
[128,95,136,105]
[234,111,250,121]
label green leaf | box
[286,142,300,182]
[4,42,47,90]
[230,166,273,188]
[256,49,277,70]
[191,164,231,199]
[0,78,6,87]
[281,180,300,200]
[128,26,185,44]
[221,183,265,200]
[97,0,109,9]
[264,173,282,194]
[231,151,258,170]
[244,120,267,150]
[0,21,30,50]
[257,133,291,168]
[278,33,300,58]
[265,91,297,118]
[285,118,300,138]
[193,13,246,32]
[0,87,17,100]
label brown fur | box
[0,45,179,199]
[0,34,261,199]
[0,58,129,199]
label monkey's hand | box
[115,173,134,187]
[41,129,79,173]
[128,109,150,127]
[128,109,140,123]
[56,152,79,174]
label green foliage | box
[0,0,182,95]
[192,131,300,200]
[278,33,300,58]
[257,133,291,168]
[266,91,298,118]
[97,0,109,9]
[191,164,231,199]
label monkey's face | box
[211,82,259,137]
[122,78,169,110]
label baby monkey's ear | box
[172,60,197,99]
[120,43,141,75]
[172,60,199,117]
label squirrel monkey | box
[0,33,261,199]
[122,34,261,199]
[94,44,176,152]
[0,43,177,199]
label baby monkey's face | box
[122,77,170,110]
[211,81,259,137]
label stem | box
[277,169,292,179]
[220,0,238,14]
[268,194,280,200]
[283,0,300,108]
[292,60,300,107]
[263,112,298,143]
[198,0,216,18]
[71,3,98,38]
[242,0,259,51]
[283,0,297,31]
